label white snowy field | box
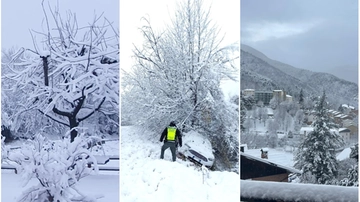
[120,126,240,202]
[2,138,120,201]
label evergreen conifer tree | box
[240,93,246,132]
[294,91,344,184]
[299,89,304,108]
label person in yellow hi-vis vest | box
[160,121,183,161]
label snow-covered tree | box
[242,95,255,110]
[283,113,293,132]
[299,89,304,108]
[294,109,304,132]
[294,91,344,184]
[269,96,281,109]
[267,132,278,148]
[122,0,238,132]
[240,95,246,132]
[4,3,119,142]
[339,144,358,187]
[267,119,280,134]
[243,117,253,132]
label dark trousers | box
[160,141,176,161]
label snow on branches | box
[3,2,119,142]
[4,134,101,202]
[294,91,344,184]
[122,0,238,132]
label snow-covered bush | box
[6,134,100,202]
[339,164,358,187]
[1,135,10,163]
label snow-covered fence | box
[241,180,358,202]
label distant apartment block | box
[285,95,293,102]
[243,89,255,97]
[273,90,286,101]
[254,91,273,105]
[242,89,292,106]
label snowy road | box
[120,126,240,202]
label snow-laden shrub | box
[6,134,101,202]
[1,135,10,163]
[339,164,358,187]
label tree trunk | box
[69,117,79,142]
[41,55,50,86]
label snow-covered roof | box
[300,127,339,135]
[241,152,301,174]
[300,127,314,132]
[342,104,355,110]
[273,90,283,92]
[337,148,351,161]
[339,128,350,133]
[286,95,292,98]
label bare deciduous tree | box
[122,0,238,132]
[4,2,119,142]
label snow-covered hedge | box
[4,134,101,202]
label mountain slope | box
[241,45,358,107]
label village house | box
[240,145,301,182]
[339,128,351,143]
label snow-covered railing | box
[241,180,358,202]
[1,163,17,173]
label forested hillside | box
[241,45,358,107]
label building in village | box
[240,145,301,182]
[285,95,293,102]
[273,90,286,101]
[243,89,255,97]
[254,91,273,105]
[242,89,292,106]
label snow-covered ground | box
[2,138,119,201]
[120,126,240,202]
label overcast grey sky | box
[2,0,119,49]
[241,0,358,73]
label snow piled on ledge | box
[241,180,358,202]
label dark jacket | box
[160,126,182,147]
